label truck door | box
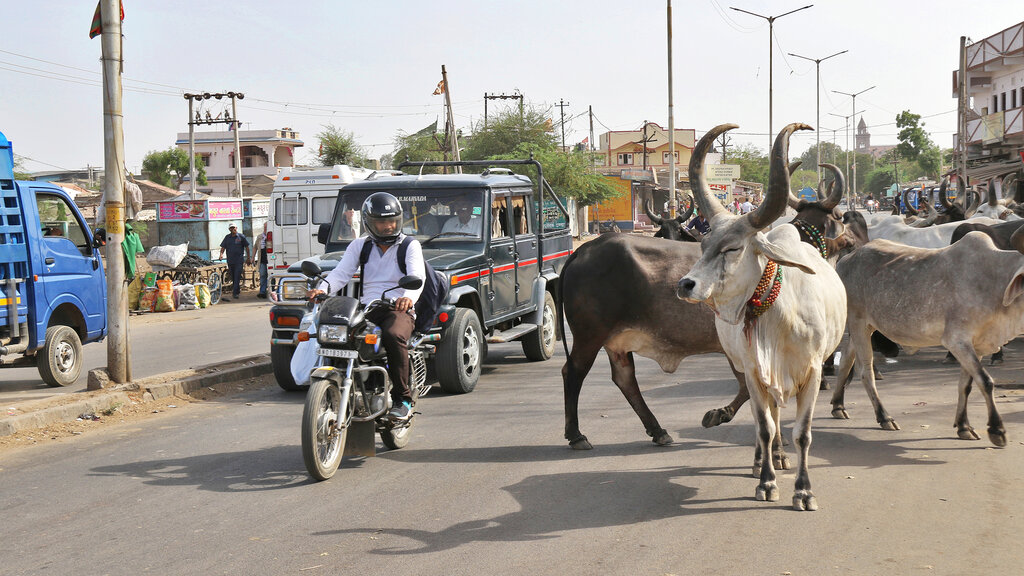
[508,193,536,309]
[486,194,515,318]
[36,192,106,337]
[274,194,307,270]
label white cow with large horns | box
[676,123,847,511]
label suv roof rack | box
[481,167,515,177]
[366,170,404,180]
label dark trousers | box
[227,259,244,297]
[366,308,414,404]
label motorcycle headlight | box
[318,324,348,344]
[281,279,309,301]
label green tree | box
[727,143,770,187]
[462,104,558,161]
[12,155,32,180]
[142,148,207,189]
[391,121,446,173]
[864,167,896,197]
[917,145,942,180]
[895,110,934,161]
[797,141,845,171]
[316,125,367,167]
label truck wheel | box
[435,308,483,394]
[271,343,306,392]
[38,325,82,387]
[522,291,556,361]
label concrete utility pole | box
[556,99,570,152]
[788,49,847,181]
[667,0,677,217]
[100,0,128,384]
[440,65,462,172]
[187,98,196,198]
[731,4,813,155]
[231,93,243,198]
[958,36,969,194]
[834,86,874,205]
[484,91,523,128]
[184,91,244,196]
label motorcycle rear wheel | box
[301,378,350,481]
[380,418,412,450]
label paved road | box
[2,336,1024,575]
[0,295,272,405]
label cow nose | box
[676,277,696,299]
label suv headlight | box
[281,279,309,301]
[318,324,348,344]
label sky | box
[0,1,1019,176]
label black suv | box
[269,160,573,394]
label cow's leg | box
[607,350,672,446]
[748,387,779,503]
[991,346,1005,365]
[792,373,821,511]
[562,340,603,450]
[948,345,1007,446]
[831,340,857,419]
[702,358,748,427]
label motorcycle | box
[297,260,431,481]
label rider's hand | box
[394,296,413,312]
[308,288,325,301]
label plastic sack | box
[175,284,197,311]
[138,287,158,312]
[146,243,189,268]
[155,279,176,312]
[127,275,142,310]
[194,282,211,308]
[290,338,319,388]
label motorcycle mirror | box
[398,275,423,290]
[300,260,322,278]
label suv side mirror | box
[317,223,330,245]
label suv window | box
[327,189,486,247]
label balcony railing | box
[965,108,1024,144]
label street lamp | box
[730,4,813,154]
[833,85,875,204]
[788,49,847,181]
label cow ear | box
[1002,268,1024,307]
[754,232,817,275]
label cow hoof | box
[793,490,818,511]
[819,378,830,391]
[651,429,674,446]
[873,370,884,381]
[942,353,957,365]
[702,407,734,428]
[988,429,1007,447]
[755,483,779,502]
[957,427,980,441]
[990,356,1004,366]
[879,418,901,431]
[773,451,791,470]
[831,407,850,420]
[568,435,594,450]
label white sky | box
[0,1,1018,174]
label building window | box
[662,151,679,164]
[1002,92,1007,111]
[993,95,999,113]
[1013,89,1018,109]
[617,153,634,165]
[200,154,211,167]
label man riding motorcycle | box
[308,192,425,420]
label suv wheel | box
[522,291,556,361]
[435,308,483,394]
[272,343,307,391]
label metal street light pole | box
[828,110,863,196]
[833,85,875,205]
[731,4,813,154]
[788,49,847,181]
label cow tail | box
[557,248,580,359]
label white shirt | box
[441,215,481,235]
[740,201,755,214]
[317,235,425,306]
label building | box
[855,117,896,159]
[953,21,1024,183]
[175,127,303,196]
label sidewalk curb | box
[0,354,272,437]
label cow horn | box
[747,122,813,230]
[1011,224,1024,255]
[689,124,737,222]
[966,186,982,217]
[643,198,664,225]
[676,195,695,223]
[902,187,919,216]
[819,163,845,210]
[936,177,951,209]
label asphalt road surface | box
[2,337,1024,575]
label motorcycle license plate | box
[317,348,358,359]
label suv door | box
[508,192,536,309]
[36,192,106,336]
[486,193,515,319]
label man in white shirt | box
[441,199,482,236]
[308,192,425,420]
[739,197,756,214]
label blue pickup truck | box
[0,131,106,386]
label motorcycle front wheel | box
[301,378,351,481]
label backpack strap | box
[396,235,412,275]
[358,238,373,299]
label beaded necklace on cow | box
[745,259,783,320]
[792,219,828,259]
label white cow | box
[676,123,847,511]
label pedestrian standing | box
[218,223,250,302]
[253,222,269,298]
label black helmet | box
[361,192,403,245]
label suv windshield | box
[327,188,485,247]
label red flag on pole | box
[89,1,124,39]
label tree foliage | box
[796,141,846,171]
[391,121,446,173]
[462,105,558,161]
[11,155,32,180]
[142,148,207,189]
[895,110,934,162]
[727,143,770,187]
[316,125,368,167]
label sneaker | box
[388,401,412,421]
[257,293,267,299]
